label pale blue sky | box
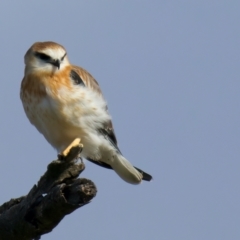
[0,1,240,239]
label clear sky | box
[0,1,240,240]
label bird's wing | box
[71,65,102,95]
[69,65,118,146]
[69,65,152,182]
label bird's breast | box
[20,71,111,151]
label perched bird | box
[20,41,152,184]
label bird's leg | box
[58,138,83,162]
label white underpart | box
[25,80,142,184]
[57,84,111,157]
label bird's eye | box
[61,53,67,61]
[35,52,51,61]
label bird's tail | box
[110,154,152,184]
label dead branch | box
[0,138,97,240]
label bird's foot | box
[58,138,83,162]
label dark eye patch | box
[61,53,67,61]
[70,69,85,86]
[35,52,51,61]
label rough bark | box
[0,138,97,240]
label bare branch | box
[0,138,97,240]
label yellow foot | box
[58,138,83,161]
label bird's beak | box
[51,59,61,69]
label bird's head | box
[24,41,70,74]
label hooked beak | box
[50,59,61,69]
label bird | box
[20,41,152,184]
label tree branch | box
[0,138,97,240]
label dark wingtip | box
[134,167,153,182]
[142,172,153,181]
